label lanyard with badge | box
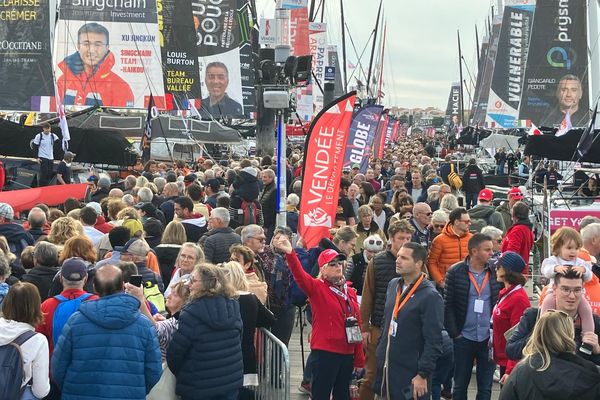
[468,271,489,314]
[330,286,363,344]
[388,274,425,337]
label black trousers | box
[38,158,54,187]
[310,349,354,400]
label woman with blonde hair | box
[229,244,267,304]
[47,217,84,249]
[500,311,600,399]
[0,282,50,399]
[167,263,243,400]
[221,261,274,394]
[155,220,187,286]
[440,193,459,214]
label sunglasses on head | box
[367,239,383,246]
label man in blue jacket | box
[374,242,444,400]
[51,264,162,400]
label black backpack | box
[470,209,494,233]
[0,330,37,399]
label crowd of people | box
[0,134,599,400]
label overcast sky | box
[256,0,498,109]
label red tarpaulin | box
[299,92,356,248]
[0,184,88,213]
[286,124,309,136]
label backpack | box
[52,293,93,346]
[239,199,259,225]
[0,330,37,400]
[469,209,494,233]
[144,280,166,314]
[448,164,463,190]
[30,132,56,154]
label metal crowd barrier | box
[249,327,290,400]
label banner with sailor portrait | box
[52,0,166,110]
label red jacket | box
[492,285,530,374]
[286,252,365,367]
[37,289,99,355]
[57,51,134,107]
[501,223,534,276]
[95,215,114,234]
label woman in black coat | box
[167,264,243,400]
[500,310,600,400]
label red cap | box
[508,187,524,200]
[317,249,346,268]
[478,188,493,202]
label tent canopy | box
[480,133,521,151]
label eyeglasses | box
[557,286,583,295]
[179,254,196,261]
[433,224,445,229]
[495,239,503,243]
[367,239,383,246]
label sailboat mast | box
[475,24,480,69]
[367,0,383,100]
[457,29,465,124]
[340,0,348,93]
[377,23,387,105]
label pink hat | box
[317,249,346,268]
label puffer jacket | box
[500,353,600,400]
[51,293,162,399]
[444,258,502,339]
[427,224,472,286]
[167,295,244,399]
[199,227,242,264]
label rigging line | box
[460,56,477,91]
[345,22,373,84]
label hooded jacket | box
[499,353,600,400]
[427,224,472,286]
[94,215,113,234]
[57,51,134,107]
[51,293,162,399]
[0,318,50,398]
[167,295,244,399]
[468,203,506,232]
[374,277,444,398]
[180,213,208,243]
[232,170,260,203]
[0,222,34,259]
[501,221,534,276]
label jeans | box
[465,192,478,210]
[21,386,40,400]
[452,337,496,400]
[431,346,454,400]
[496,163,505,176]
[310,350,354,400]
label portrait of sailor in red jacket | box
[56,22,134,108]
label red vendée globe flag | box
[299,91,356,249]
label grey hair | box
[124,175,137,189]
[440,193,459,212]
[0,253,10,278]
[153,177,166,193]
[262,169,275,179]
[481,226,503,240]
[580,216,600,231]
[581,223,600,243]
[177,242,205,264]
[286,193,300,207]
[28,207,47,229]
[33,241,58,266]
[138,187,154,203]
[211,207,230,225]
[241,224,264,244]
[431,210,449,224]
[122,194,135,206]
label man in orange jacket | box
[427,208,473,291]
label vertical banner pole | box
[276,110,287,227]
